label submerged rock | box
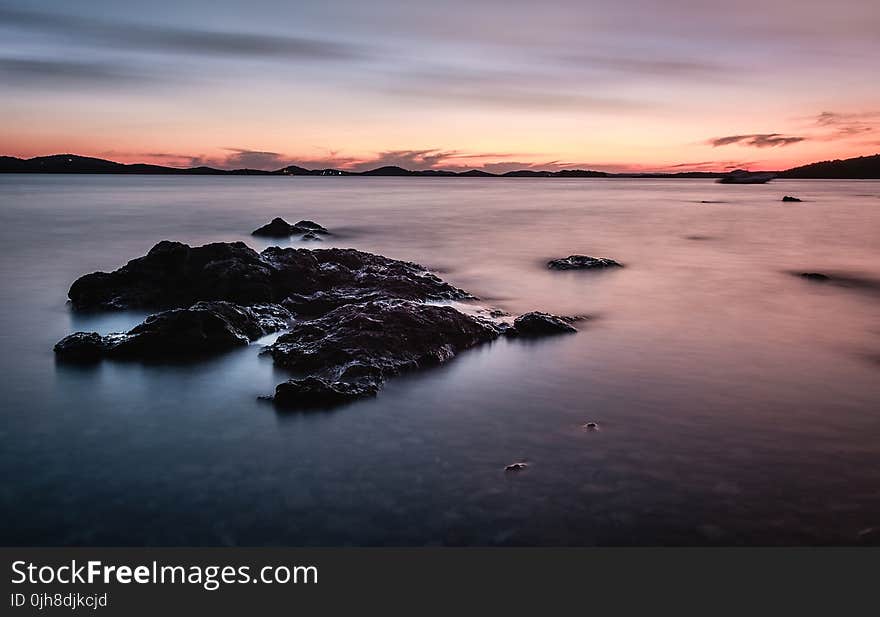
[547,255,622,270]
[54,301,292,362]
[252,217,331,237]
[505,462,528,472]
[782,195,802,202]
[68,241,470,311]
[266,300,502,408]
[508,312,577,336]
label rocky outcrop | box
[54,301,292,362]
[252,217,330,237]
[509,312,577,336]
[782,196,802,202]
[547,255,622,270]
[62,240,582,409]
[266,300,503,408]
[67,241,470,311]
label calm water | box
[1,175,879,545]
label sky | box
[1,0,878,172]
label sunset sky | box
[1,0,878,172]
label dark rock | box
[300,232,323,241]
[791,271,880,295]
[68,241,471,311]
[252,218,330,237]
[264,300,502,407]
[263,246,472,310]
[273,376,379,408]
[54,301,292,362]
[52,332,106,363]
[68,241,275,310]
[505,462,528,472]
[282,288,397,315]
[508,312,577,337]
[798,272,831,281]
[547,255,623,270]
[252,217,295,237]
[782,195,802,202]
[291,220,330,235]
[583,422,600,432]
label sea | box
[1,175,878,545]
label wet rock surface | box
[266,300,503,407]
[509,311,578,336]
[54,301,292,362]
[252,217,330,237]
[68,241,470,311]
[272,377,380,408]
[547,255,622,270]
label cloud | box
[0,57,145,86]
[0,6,364,62]
[381,66,652,112]
[813,111,878,140]
[221,149,290,169]
[709,133,806,148]
[662,160,757,171]
[560,53,724,78]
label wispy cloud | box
[709,133,806,148]
[381,66,652,112]
[559,53,725,78]
[813,111,878,140]
[0,57,145,86]
[0,6,365,62]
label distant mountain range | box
[1,153,878,179]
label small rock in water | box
[273,376,378,408]
[782,195,802,202]
[583,422,600,432]
[291,220,330,235]
[547,255,622,270]
[252,217,331,237]
[798,272,831,282]
[252,217,295,237]
[508,311,577,337]
[505,462,528,472]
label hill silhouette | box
[2,152,878,178]
[779,154,880,179]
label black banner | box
[2,548,877,615]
